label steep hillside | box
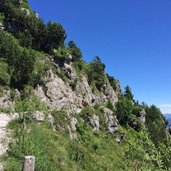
[0,0,171,171]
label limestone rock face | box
[103,108,119,134]
[35,68,118,112]
[0,164,4,171]
[0,90,13,110]
[48,114,56,131]
[35,71,81,112]
[90,114,100,132]
[32,111,45,122]
[23,156,35,171]
[115,80,123,96]
[0,113,18,156]
[139,108,146,126]
[68,117,78,140]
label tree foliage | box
[87,56,106,90]
[124,85,134,101]
[68,40,82,61]
[0,30,35,88]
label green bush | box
[87,56,106,91]
[0,72,10,86]
[0,31,35,89]
[68,40,82,62]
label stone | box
[68,117,78,140]
[0,164,4,171]
[0,90,13,110]
[115,134,125,143]
[21,8,30,15]
[35,68,118,112]
[14,89,21,100]
[139,109,146,125]
[23,156,35,171]
[0,23,4,30]
[35,13,39,18]
[104,108,119,134]
[0,113,19,156]
[90,114,100,132]
[48,114,56,131]
[32,111,44,122]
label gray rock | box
[0,164,4,171]
[35,68,118,112]
[100,79,118,107]
[115,134,125,143]
[104,108,119,134]
[14,89,21,100]
[139,109,146,125]
[0,90,13,110]
[48,114,56,131]
[21,8,30,15]
[0,23,4,30]
[0,113,19,156]
[35,13,39,18]
[90,114,100,132]
[23,156,35,171]
[68,117,78,140]
[32,111,44,122]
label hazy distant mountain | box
[164,114,171,125]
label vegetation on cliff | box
[0,1,171,171]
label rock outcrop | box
[32,111,45,122]
[68,117,78,140]
[35,68,118,112]
[138,109,146,125]
[90,114,100,132]
[0,113,18,156]
[0,90,13,110]
[103,108,119,134]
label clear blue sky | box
[28,0,171,113]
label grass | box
[2,104,168,171]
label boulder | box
[139,109,146,125]
[21,8,30,15]
[0,113,19,156]
[0,90,13,110]
[104,108,119,134]
[32,111,45,122]
[0,23,4,30]
[0,164,4,171]
[90,114,100,132]
[68,117,78,140]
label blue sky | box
[28,0,171,113]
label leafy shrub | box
[0,31,35,89]
[0,72,10,86]
[68,40,82,62]
[107,74,117,91]
[87,56,106,90]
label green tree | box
[124,85,134,101]
[116,97,133,125]
[107,74,117,91]
[0,31,35,88]
[88,56,106,90]
[68,40,82,61]
[45,21,66,52]
[145,105,167,146]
